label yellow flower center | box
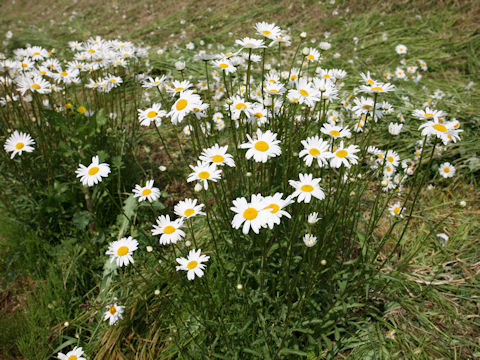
[117,246,129,256]
[175,87,184,92]
[291,74,297,80]
[363,105,372,109]
[309,148,320,156]
[262,30,271,35]
[424,113,434,117]
[31,83,41,90]
[219,63,229,69]
[323,74,330,78]
[88,166,99,175]
[301,184,314,192]
[147,111,157,118]
[269,89,278,93]
[187,260,198,270]
[330,130,341,137]
[254,112,263,118]
[164,225,175,234]
[184,208,195,216]
[21,63,28,68]
[60,71,68,76]
[77,106,86,114]
[15,142,24,150]
[68,355,78,360]
[212,155,224,162]
[198,171,210,179]
[387,156,394,163]
[367,79,375,84]
[307,54,315,60]
[109,306,116,315]
[336,150,348,158]
[265,203,280,214]
[299,89,309,96]
[142,188,152,196]
[393,207,400,214]
[371,87,383,92]
[254,141,269,152]
[243,207,258,220]
[444,167,450,173]
[235,103,246,110]
[433,124,447,132]
[176,99,188,111]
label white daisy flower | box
[168,90,203,125]
[187,161,222,190]
[299,135,330,167]
[263,193,293,229]
[287,78,320,106]
[174,198,206,219]
[231,194,271,234]
[388,122,403,135]
[138,103,166,126]
[104,302,124,325]
[132,180,160,202]
[303,234,317,247]
[436,233,449,246]
[176,248,210,280]
[255,22,282,39]
[211,59,236,74]
[384,150,400,167]
[289,173,325,203]
[75,155,110,187]
[389,202,404,217]
[438,162,455,178]
[199,144,235,167]
[151,215,185,245]
[105,236,138,267]
[330,142,360,168]
[418,119,462,145]
[307,212,320,225]
[235,37,266,49]
[4,130,35,159]
[395,44,407,55]
[57,346,86,360]
[239,129,281,163]
[321,123,351,139]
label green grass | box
[1,0,479,358]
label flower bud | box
[154,289,160,295]
[302,47,310,56]
[194,183,203,192]
[146,246,153,252]
[300,32,307,39]
[175,61,185,70]
[226,99,233,105]
[320,259,327,265]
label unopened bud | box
[302,47,310,56]
[194,183,203,192]
[300,32,307,39]
[175,61,185,70]
[146,246,153,252]
[320,259,327,265]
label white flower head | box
[133,180,160,202]
[152,215,185,245]
[4,130,35,159]
[75,155,110,187]
[105,236,139,267]
[176,248,210,280]
[289,173,325,203]
[239,129,281,163]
